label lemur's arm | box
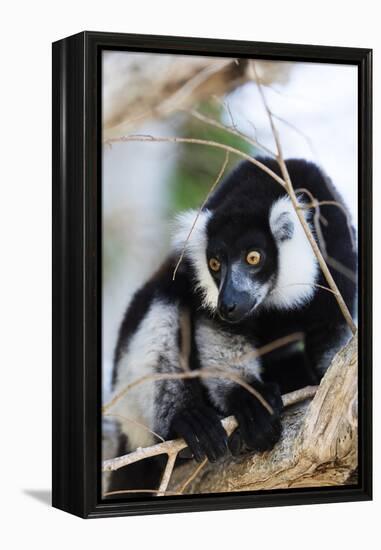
[112,261,228,462]
[208,376,283,456]
[193,320,284,456]
[154,366,229,463]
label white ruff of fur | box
[265,195,319,310]
[172,209,218,312]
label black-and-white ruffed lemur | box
[109,158,356,492]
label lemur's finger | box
[228,428,243,456]
[194,407,228,458]
[172,415,205,462]
[183,410,219,463]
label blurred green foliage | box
[167,100,255,215]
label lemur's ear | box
[271,211,294,242]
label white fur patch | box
[265,195,319,310]
[112,299,179,450]
[196,318,262,409]
[172,209,219,312]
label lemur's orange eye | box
[246,251,261,266]
[209,258,221,272]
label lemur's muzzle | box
[217,276,257,323]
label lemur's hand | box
[226,382,283,455]
[171,405,228,463]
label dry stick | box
[295,190,357,283]
[295,186,329,257]
[296,187,356,252]
[271,282,340,299]
[186,108,275,158]
[103,332,303,415]
[158,59,237,115]
[318,201,355,244]
[325,257,357,284]
[102,385,318,474]
[104,413,165,443]
[102,332,303,497]
[104,368,273,416]
[178,458,208,494]
[106,135,286,188]
[173,151,230,280]
[157,453,178,496]
[272,112,319,160]
[231,331,303,367]
[250,61,357,335]
[105,59,237,136]
[212,95,259,139]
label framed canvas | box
[52,31,372,518]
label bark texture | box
[169,336,358,493]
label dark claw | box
[228,428,243,456]
[171,405,228,463]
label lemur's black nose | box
[226,303,237,314]
[217,287,255,323]
[218,301,238,320]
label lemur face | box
[173,194,318,318]
[206,224,278,323]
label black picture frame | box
[52,31,372,519]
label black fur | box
[109,158,356,494]
[204,158,356,389]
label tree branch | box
[106,134,287,188]
[169,336,357,494]
[102,385,318,473]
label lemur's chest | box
[195,318,258,372]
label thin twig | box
[325,256,357,284]
[231,332,304,366]
[104,413,165,443]
[103,368,273,416]
[102,385,318,474]
[250,61,357,335]
[296,189,357,282]
[186,108,275,157]
[178,458,208,494]
[105,59,237,136]
[103,332,304,415]
[272,112,319,159]
[157,453,178,496]
[105,134,286,188]
[270,282,340,298]
[296,189,356,253]
[158,59,236,115]
[172,151,230,280]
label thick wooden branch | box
[169,336,357,493]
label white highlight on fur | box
[265,195,319,310]
[172,209,219,312]
[112,299,180,450]
[196,318,262,409]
